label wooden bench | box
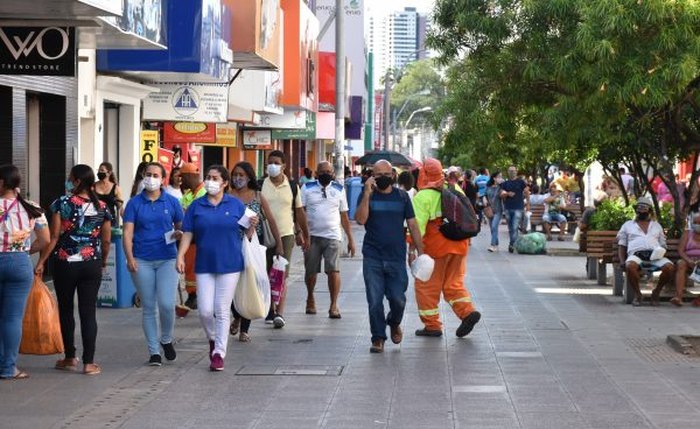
[530,203,581,234]
[585,231,618,285]
[612,239,683,304]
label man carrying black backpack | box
[409,158,481,338]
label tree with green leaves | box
[428,0,700,235]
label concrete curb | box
[667,335,695,355]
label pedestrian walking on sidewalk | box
[501,166,529,253]
[229,161,283,342]
[301,161,356,319]
[122,163,184,367]
[37,165,112,376]
[485,171,505,252]
[260,150,310,327]
[355,160,424,353]
[176,165,258,371]
[411,158,481,338]
[0,165,49,380]
[179,162,206,311]
[94,162,124,225]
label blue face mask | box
[65,179,75,193]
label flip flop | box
[1,369,29,380]
[670,297,683,307]
[55,358,79,371]
[83,363,101,376]
[328,309,342,319]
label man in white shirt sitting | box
[543,184,567,241]
[301,161,356,318]
[616,197,675,306]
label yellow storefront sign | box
[140,130,160,163]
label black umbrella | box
[355,150,415,167]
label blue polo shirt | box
[182,194,246,274]
[501,179,528,210]
[123,191,184,261]
[357,188,415,262]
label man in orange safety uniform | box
[409,158,481,338]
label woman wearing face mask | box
[485,172,505,252]
[0,165,49,380]
[228,161,283,342]
[94,162,124,225]
[164,167,183,200]
[37,165,112,375]
[673,212,700,306]
[176,165,258,371]
[123,163,184,366]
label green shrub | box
[590,199,635,231]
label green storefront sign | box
[271,112,316,139]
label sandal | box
[55,357,79,371]
[328,309,342,319]
[230,318,240,336]
[83,363,101,376]
[1,369,29,380]
[305,301,317,315]
[239,332,251,342]
[670,297,683,307]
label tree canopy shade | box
[428,0,700,232]
[389,59,446,126]
[429,0,700,162]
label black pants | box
[231,303,251,333]
[53,259,102,363]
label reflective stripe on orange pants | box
[414,253,475,331]
[185,245,197,294]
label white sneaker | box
[488,246,498,253]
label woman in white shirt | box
[0,165,49,379]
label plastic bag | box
[572,227,581,243]
[690,265,700,283]
[269,256,288,305]
[234,234,272,320]
[20,276,64,355]
[514,232,547,255]
[411,254,435,282]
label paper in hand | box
[238,208,258,228]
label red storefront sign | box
[163,122,216,143]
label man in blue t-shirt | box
[355,160,424,354]
[475,168,490,198]
[500,166,530,253]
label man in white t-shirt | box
[301,161,356,318]
[620,167,634,194]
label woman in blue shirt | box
[176,165,258,372]
[123,163,184,366]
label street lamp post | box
[400,106,432,153]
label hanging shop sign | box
[214,123,237,147]
[163,122,216,143]
[0,26,76,76]
[271,112,316,140]
[139,130,160,163]
[249,109,307,129]
[143,82,229,123]
[157,148,175,179]
[242,129,272,150]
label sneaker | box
[487,245,497,253]
[184,294,197,310]
[265,308,275,324]
[369,339,385,353]
[273,315,286,329]
[148,354,162,366]
[210,353,224,371]
[415,328,443,337]
[161,343,177,361]
[456,311,482,338]
[508,245,514,254]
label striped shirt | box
[0,198,47,253]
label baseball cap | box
[180,163,199,175]
[635,196,653,208]
[446,166,462,175]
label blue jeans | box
[363,258,408,342]
[505,209,524,247]
[130,259,178,356]
[0,252,33,378]
[489,212,502,246]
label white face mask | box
[143,176,161,192]
[204,180,221,196]
[267,164,282,178]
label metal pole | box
[334,0,345,181]
[384,70,391,150]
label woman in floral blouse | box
[0,165,49,380]
[37,165,112,376]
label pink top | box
[685,232,700,258]
[0,198,47,253]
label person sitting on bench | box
[672,211,700,307]
[543,184,567,241]
[616,197,675,307]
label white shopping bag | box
[234,234,272,319]
[410,254,435,282]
